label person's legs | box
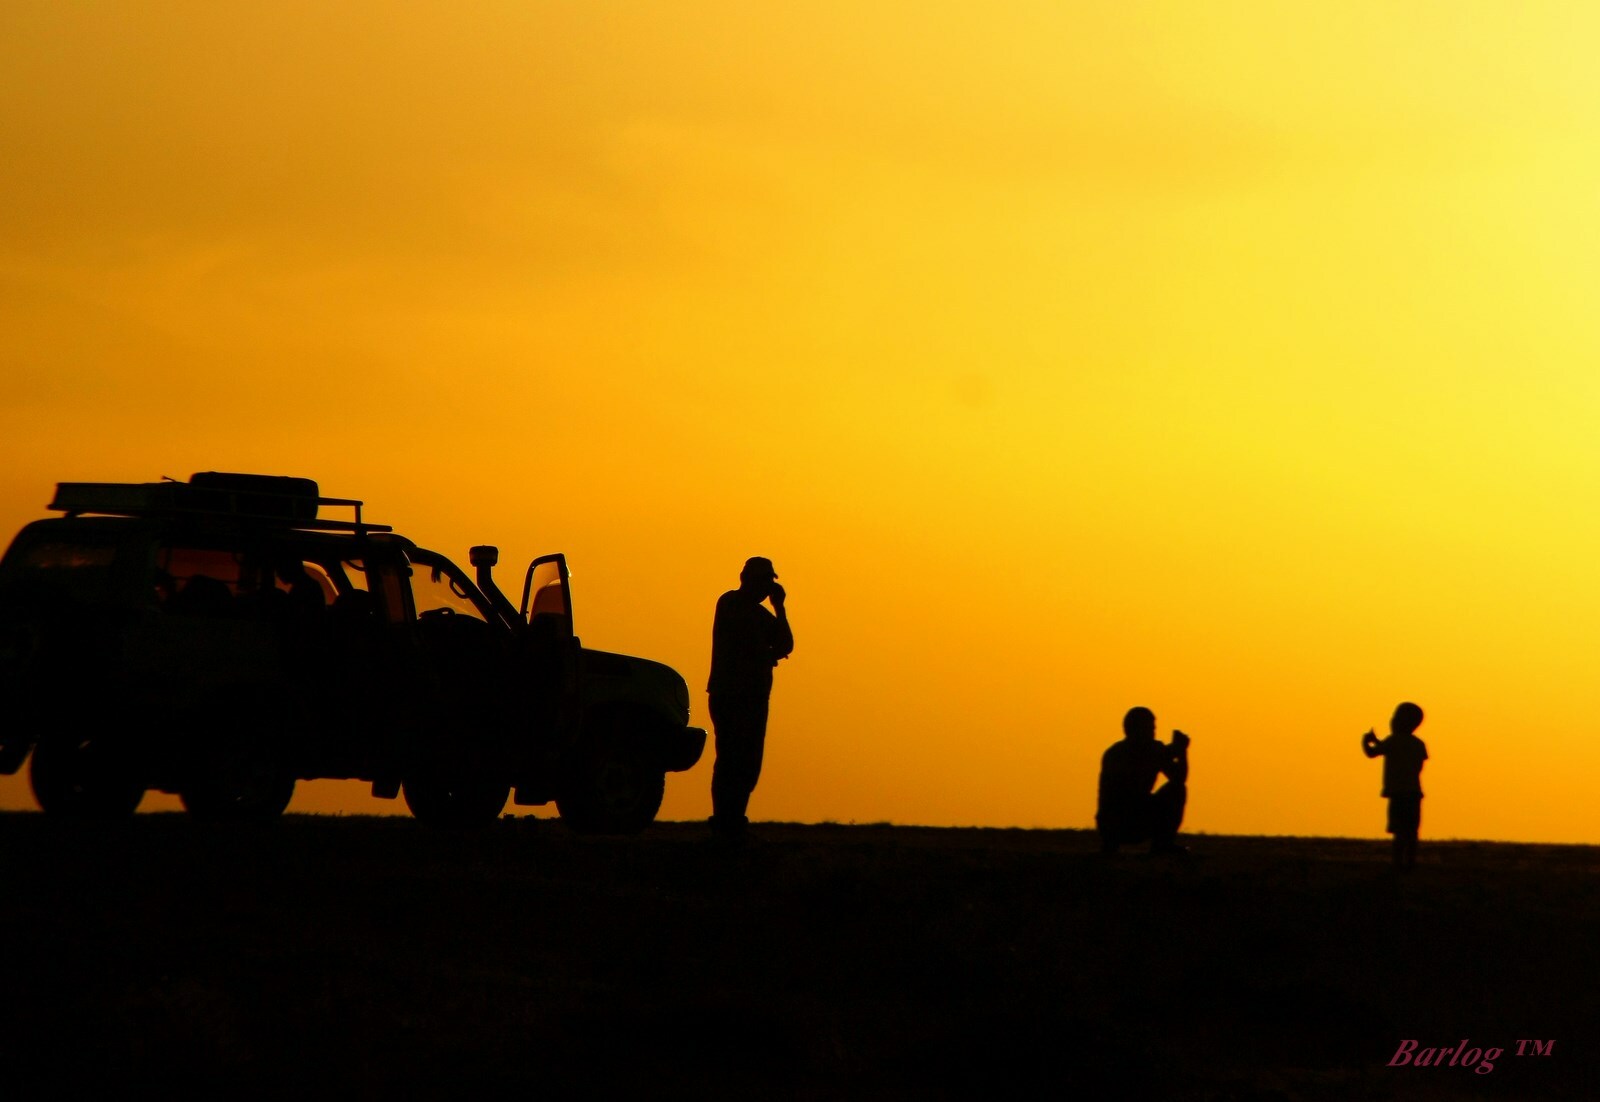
[1148,782,1187,853]
[709,692,770,836]
[1407,798,1422,870]
[1096,813,1126,854]
[1097,799,1146,854]
[1387,797,1421,871]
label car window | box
[337,559,370,593]
[273,560,337,606]
[156,546,247,613]
[158,547,244,592]
[410,561,488,622]
[4,538,119,604]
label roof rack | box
[48,474,393,534]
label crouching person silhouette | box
[1096,707,1190,856]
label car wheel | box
[29,730,146,819]
[180,735,295,822]
[557,737,665,835]
[403,776,509,826]
[0,621,44,773]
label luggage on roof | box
[47,473,389,532]
[188,472,319,520]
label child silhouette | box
[1361,702,1428,871]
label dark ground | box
[0,814,1591,1100]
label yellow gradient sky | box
[3,2,1598,842]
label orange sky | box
[3,2,1598,842]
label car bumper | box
[659,726,706,773]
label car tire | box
[29,730,146,819]
[403,776,509,826]
[179,735,296,822]
[556,736,665,835]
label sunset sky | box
[3,2,1598,842]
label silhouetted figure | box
[152,568,177,606]
[276,558,326,616]
[167,574,234,617]
[330,588,378,623]
[707,557,793,841]
[1096,707,1190,855]
[1362,702,1427,871]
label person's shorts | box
[1387,795,1422,837]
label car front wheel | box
[556,737,665,835]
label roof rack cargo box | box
[188,472,319,520]
[51,473,318,522]
[49,482,185,517]
[47,472,392,532]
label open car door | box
[520,553,573,639]
[520,553,581,744]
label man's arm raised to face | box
[770,582,794,661]
[1163,729,1191,785]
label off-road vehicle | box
[0,472,705,829]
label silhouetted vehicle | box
[0,473,705,830]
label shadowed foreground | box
[0,815,1591,1099]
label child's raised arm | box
[1361,729,1382,758]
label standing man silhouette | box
[707,557,793,841]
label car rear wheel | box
[30,731,146,819]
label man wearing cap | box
[707,557,794,840]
